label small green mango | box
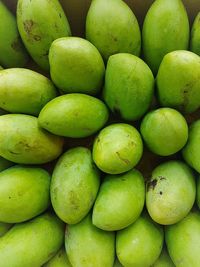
[153,248,175,267]
[51,147,100,224]
[0,156,13,172]
[0,213,65,267]
[103,53,154,121]
[65,213,115,267]
[190,12,200,56]
[0,114,63,164]
[0,222,12,237]
[143,0,189,74]
[86,0,141,61]
[93,169,145,231]
[39,93,109,138]
[44,248,72,267]
[17,0,71,71]
[0,68,57,115]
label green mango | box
[65,213,115,267]
[92,123,143,174]
[39,93,109,138]
[153,248,175,267]
[116,213,164,267]
[140,108,188,156]
[157,50,200,114]
[165,211,200,267]
[17,0,71,71]
[44,248,72,267]
[49,37,105,95]
[0,2,28,68]
[0,68,57,115]
[0,114,63,164]
[0,222,12,237]
[103,53,154,121]
[190,12,200,56]
[93,169,145,231]
[86,0,141,61]
[0,213,64,267]
[51,147,100,224]
[142,0,189,74]
[0,156,13,172]
[0,165,51,223]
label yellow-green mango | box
[49,37,105,95]
[0,114,63,164]
[0,222,12,237]
[143,0,189,74]
[86,0,141,61]
[39,93,109,138]
[0,213,64,267]
[0,156,13,172]
[0,68,57,115]
[44,248,72,267]
[51,147,100,224]
[0,165,51,223]
[0,2,28,68]
[153,248,175,267]
[93,169,145,231]
[65,213,115,267]
[17,0,71,71]
[190,12,200,56]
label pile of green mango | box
[1,0,200,266]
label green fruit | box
[165,211,200,267]
[142,0,189,74]
[146,161,196,225]
[0,165,50,223]
[0,68,57,115]
[39,93,109,138]
[44,248,72,267]
[0,213,64,267]
[0,2,28,68]
[197,177,200,209]
[103,53,154,121]
[51,147,100,224]
[0,157,13,172]
[140,108,188,156]
[157,50,200,114]
[0,114,63,164]
[17,0,71,71]
[0,222,12,237]
[86,0,141,61]
[116,213,164,267]
[93,169,145,231]
[65,213,115,267]
[190,12,200,56]
[49,37,105,95]
[153,248,175,267]
[93,123,143,174]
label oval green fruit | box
[44,248,72,267]
[142,0,189,74]
[93,123,143,174]
[93,169,145,231]
[65,213,115,267]
[51,147,100,224]
[157,50,200,114]
[86,0,141,61]
[0,222,12,237]
[39,93,109,138]
[103,53,154,121]
[0,213,64,267]
[0,114,63,164]
[190,12,200,56]
[116,213,164,267]
[153,248,175,267]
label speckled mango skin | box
[44,248,72,267]
[190,12,200,56]
[0,222,12,237]
[153,248,175,267]
[17,0,71,71]
[51,147,100,224]
[65,213,115,267]
[0,114,63,164]
[0,213,65,267]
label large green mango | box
[44,248,72,267]
[190,12,200,56]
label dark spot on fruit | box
[116,151,130,165]
[23,20,34,34]
[159,176,166,181]
[9,196,11,199]
[33,35,41,41]
[160,191,163,195]
[9,150,20,155]
[147,179,157,191]
[59,13,62,18]
[11,37,22,52]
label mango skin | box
[103,53,154,121]
[190,12,200,56]
[17,0,71,71]
[93,169,145,231]
[0,222,12,237]
[93,123,143,174]
[153,248,175,267]
[142,0,189,74]
[165,211,200,267]
[51,147,100,224]
[39,93,109,138]
[86,0,141,61]
[0,68,57,115]
[44,248,72,267]
[0,2,28,68]
[157,50,200,114]
[0,213,65,267]
[140,108,188,156]
[49,37,105,95]
[65,213,115,267]
[0,114,63,164]
[116,213,164,267]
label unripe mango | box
[44,248,72,267]
[190,12,200,56]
